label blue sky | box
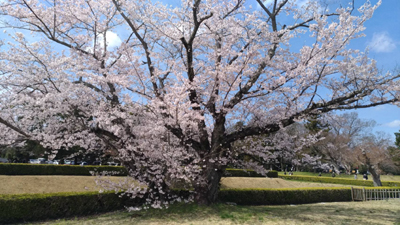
[338,0,400,138]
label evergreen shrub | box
[0,191,138,224]
[224,169,278,178]
[0,164,282,177]
[219,187,352,205]
[0,163,128,176]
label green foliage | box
[0,191,140,224]
[0,164,281,178]
[0,140,47,162]
[0,164,281,177]
[395,131,400,149]
[304,115,330,134]
[223,169,278,178]
[388,146,400,171]
[218,187,352,205]
[279,175,400,187]
[266,170,279,178]
[0,163,128,176]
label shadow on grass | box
[32,200,400,225]
[128,200,400,224]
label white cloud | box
[261,0,273,6]
[257,0,310,9]
[384,120,400,128]
[99,31,122,49]
[256,0,273,8]
[86,31,122,53]
[373,105,386,111]
[296,0,310,7]
[368,32,397,53]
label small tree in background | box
[354,132,396,186]
[391,131,400,170]
[306,112,383,174]
[0,140,46,162]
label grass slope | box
[28,200,400,225]
[278,172,400,182]
[220,177,358,189]
[0,176,133,194]
[0,176,359,195]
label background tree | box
[0,0,399,206]
[304,115,330,134]
[325,112,376,147]
[354,132,396,186]
[324,112,376,173]
[391,131,400,169]
[305,112,398,185]
[0,140,47,162]
[301,115,332,172]
[303,112,376,174]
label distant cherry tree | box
[0,0,399,206]
[354,132,395,186]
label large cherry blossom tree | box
[0,0,399,206]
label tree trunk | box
[193,115,226,205]
[361,150,382,186]
[329,162,341,174]
[368,168,382,186]
[194,166,223,205]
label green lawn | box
[0,175,136,194]
[0,176,356,195]
[29,200,400,225]
[279,171,354,179]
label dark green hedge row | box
[279,175,400,187]
[0,187,360,223]
[0,164,277,177]
[0,191,140,224]
[0,163,128,176]
[219,187,352,205]
[224,169,278,178]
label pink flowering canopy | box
[0,0,398,206]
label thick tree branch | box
[112,0,160,98]
[0,116,31,138]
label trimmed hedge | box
[0,191,136,224]
[0,163,128,176]
[2,186,400,223]
[219,186,400,205]
[219,187,352,205]
[279,175,400,187]
[224,169,278,178]
[0,188,348,223]
[0,164,277,178]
